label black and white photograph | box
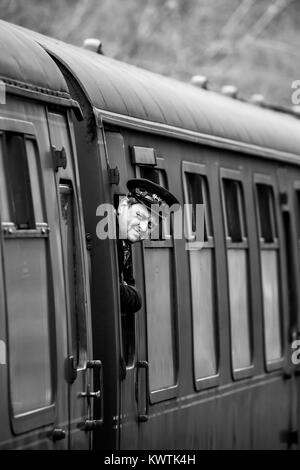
[0,0,300,453]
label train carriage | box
[1,19,300,449]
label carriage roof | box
[2,20,300,159]
[0,20,69,99]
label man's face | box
[118,200,159,243]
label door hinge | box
[86,233,92,251]
[108,166,120,185]
[52,145,67,172]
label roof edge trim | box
[95,108,300,165]
[2,81,76,108]
[1,75,70,100]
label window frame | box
[140,158,175,249]
[182,161,220,391]
[220,168,254,380]
[254,173,284,372]
[135,156,179,403]
[0,118,56,434]
[58,181,88,371]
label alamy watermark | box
[291,80,300,105]
[291,340,300,365]
[96,202,205,250]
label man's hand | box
[120,282,142,314]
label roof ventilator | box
[291,105,300,117]
[250,93,265,107]
[82,38,104,55]
[221,85,238,99]
[191,75,209,89]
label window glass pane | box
[257,184,276,242]
[227,249,251,369]
[190,249,217,378]
[4,238,52,415]
[261,250,281,361]
[5,133,35,229]
[26,139,44,223]
[228,251,251,369]
[186,173,203,234]
[223,180,244,241]
[0,135,11,221]
[60,183,87,368]
[186,173,211,240]
[144,248,175,391]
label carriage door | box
[270,166,299,447]
[47,110,92,449]
[103,131,139,449]
[282,167,300,447]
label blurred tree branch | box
[53,0,90,40]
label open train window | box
[139,165,160,184]
[135,152,177,401]
[255,179,282,368]
[221,170,252,379]
[183,162,219,390]
[0,130,54,432]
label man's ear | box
[117,196,129,215]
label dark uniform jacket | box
[117,239,142,314]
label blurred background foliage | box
[1,0,299,106]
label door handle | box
[48,428,66,441]
[136,360,149,422]
[80,359,104,430]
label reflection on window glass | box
[256,183,281,363]
[228,249,251,369]
[190,249,217,378]
[5,239,52,414]
[144,248,175,391]
[261,250,281,361]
